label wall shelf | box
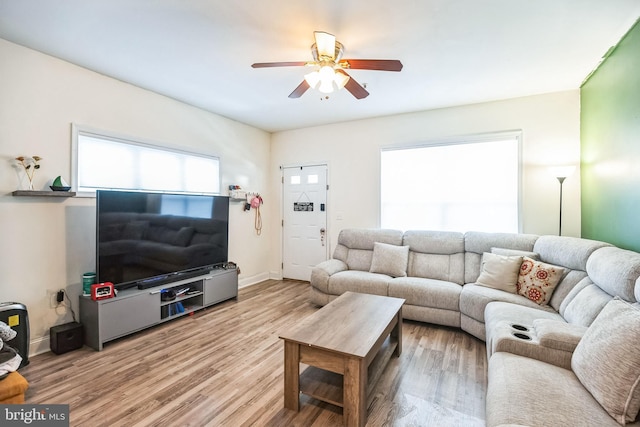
[12,190,76,197]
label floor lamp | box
[550,166,575,236]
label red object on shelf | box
[91,282,114,301]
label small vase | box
[27,180,34,191]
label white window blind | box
[73,127,220,195]
[381,133,521,233]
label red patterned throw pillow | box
[516,257,566,305]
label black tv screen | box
[96,190,229,290]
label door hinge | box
[282,176,284,183]
[282,219,284,227]
[281,262,284,269]
[326,184,329,190]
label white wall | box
[0,37,583,356]
[269,91,581,275]
[0,39,272,355]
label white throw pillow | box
[369,242,409,277]
[572,298,640,425]
[475,252,523,293]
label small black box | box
[50,322,84,355]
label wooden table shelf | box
[298,335,398,409]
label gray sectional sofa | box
[310,228,640,426]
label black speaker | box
[0,302,30,368]
[50,322,84,355]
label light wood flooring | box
[21,280,487,426]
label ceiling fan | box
[251,31,403,99]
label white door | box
[282,165,328,281]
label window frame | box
[71,124,221,197]
[379,130,523,233]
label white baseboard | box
[238,272,270,288]
[29,335,50,358]
[269,271,283,280]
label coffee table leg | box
[393,307,403,356]
[344,357,366,427]
[284,341,300,411]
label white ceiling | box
[1,1,639,133]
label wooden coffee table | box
[279,291,405,427]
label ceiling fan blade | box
[288,80,311,98]
[314,31,336,59]
[336,69,369,99]
[339,59,403,72]
[252,61,308,68]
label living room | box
[1,1,640,425]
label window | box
[72,125,220,195]
[381,132,521,233]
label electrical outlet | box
[56,290,65,303]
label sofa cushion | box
[563,282,612,327]
[587,246,640,303]
[487,352,621,427]
[403,230,465,254]
[346,249,374,271]
[327,270,390,296]
[491,247,539,259]
[464,231,538,284]
[533,235,611,271]
[404,230,465,284]
[572,298,640,425]
[460,283,555,324]
[408,252,465,284]
[389,277,460,311]
[369,242,409,277]
[476,252,522,293]
[337,228,404,250]
[532,319,586,353]
[549,269,588,312]
[516,257,566,306]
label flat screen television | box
[96,190,229,290]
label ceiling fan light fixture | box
[314,31,336,60]
[318,80,334,94]
[253,31,401,99]
[304,70,321,88]
[304,66,337,93]
[333,71,349,89]
[305,66,349,93]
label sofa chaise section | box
[484,238,621,368]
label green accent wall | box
[581,19,640,251]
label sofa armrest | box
[310,259,349,293]
[533,319,587,353]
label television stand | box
[79,268,238,350]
